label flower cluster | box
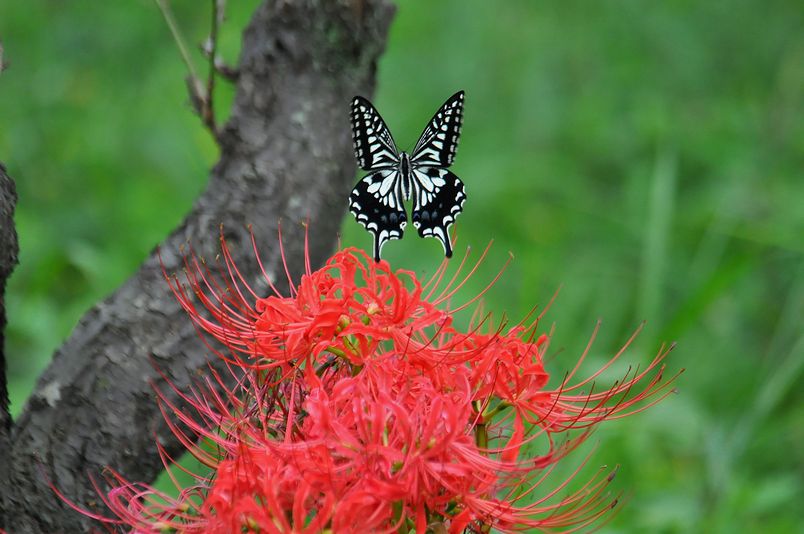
[82,234,678,533]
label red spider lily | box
[70,229,681,533]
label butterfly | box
[349,91,467,262]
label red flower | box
[73,230,681,532]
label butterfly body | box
[349,91,466,261]
[399,152,412,197]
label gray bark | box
[0,1,394,531]
[0,163,20,520]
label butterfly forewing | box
[349,170,407,262]
[411,168,466,258]
[350,96,400,171]
[410,91,465,168]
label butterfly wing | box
[410,91,465,168]
[350,96,406,261]
[349,170,407,262]
[350,96,400,171]
[410,167,466,258]
[408,91,467,257]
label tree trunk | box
[0,1,394,531]
[0,163,20,523]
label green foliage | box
[2,1,802,532]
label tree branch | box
[201,0,225,133]
[154,0,212,135]
[1,0,395,531]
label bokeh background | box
[2,1,802,532]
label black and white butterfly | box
[349,91,467,262]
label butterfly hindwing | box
[350,96,400,171]
[411,91,465,168]
[411,167,466,258]
[349,170,407,262]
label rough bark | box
[0,163,20,526]
[1,1,394,531]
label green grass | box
[2,1,802,531]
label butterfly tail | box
[373,235,382,263]
[443,233,453,258]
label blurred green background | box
[2,1,802,532]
